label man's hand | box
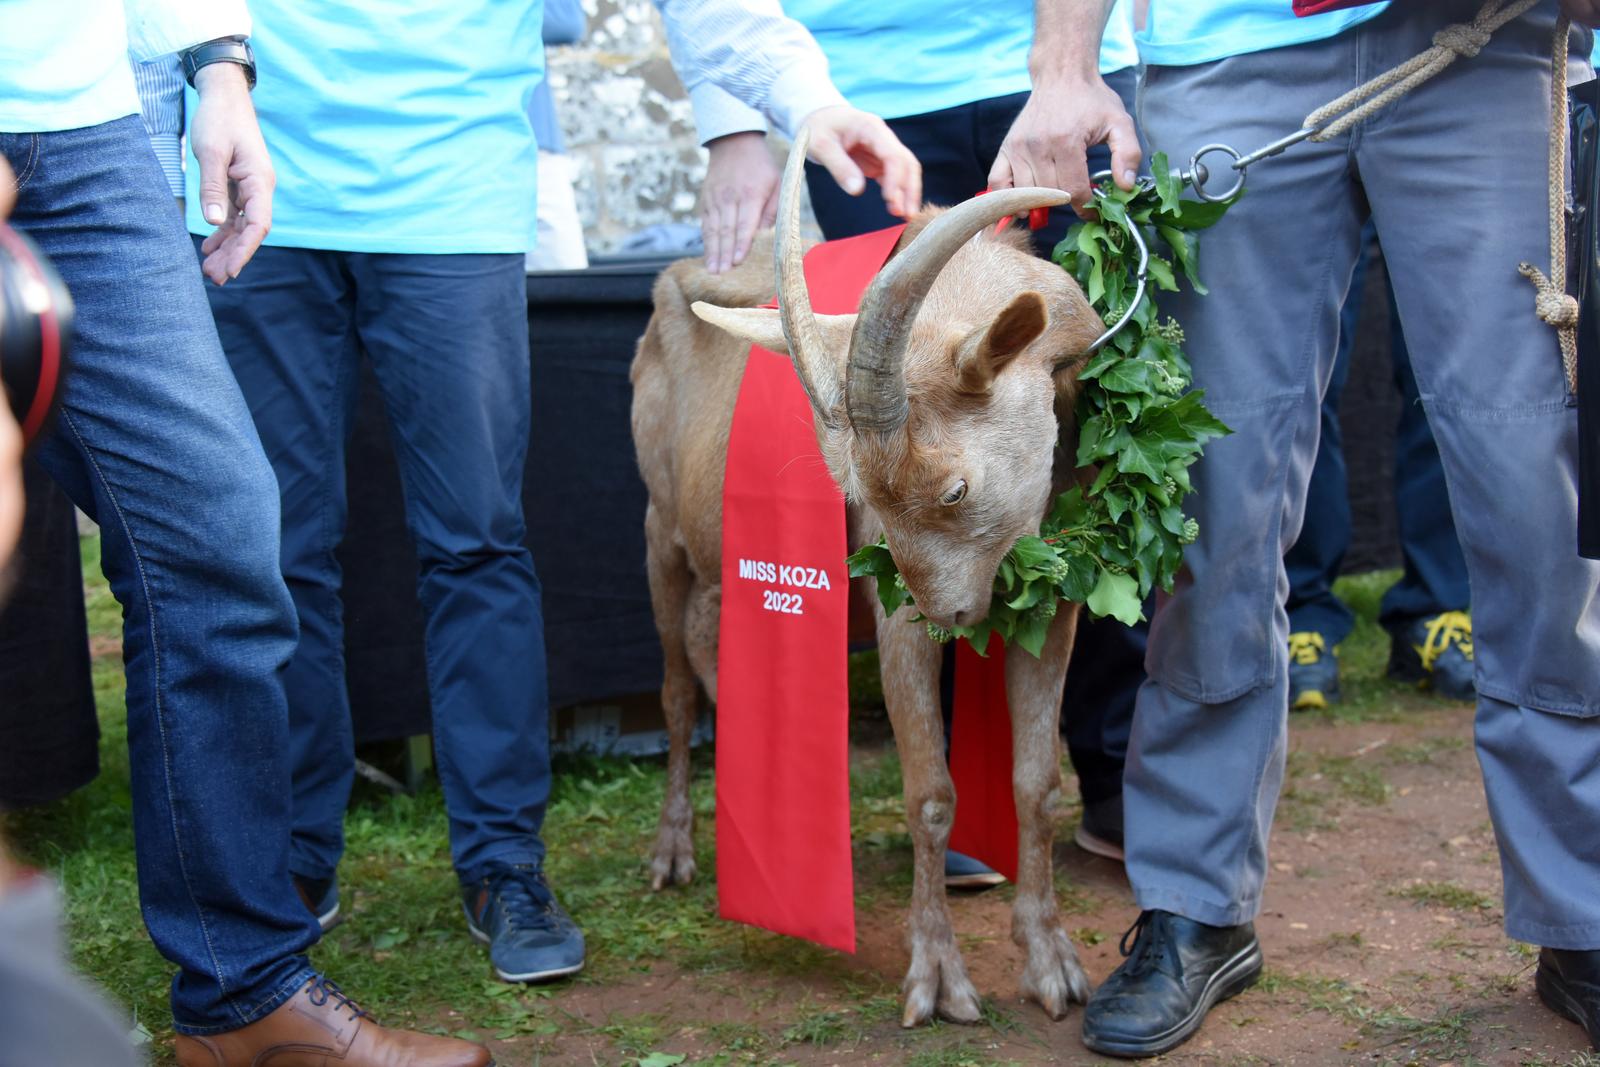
[1562,0,1600,27]
[988,75,1140,214]
[701,132,781,274]
[800,105,922,221]
[189,63,274,285]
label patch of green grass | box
[781,1004,855,1047]
[1393,881,1497,913]
[1387,737,1469,765]
[903,1040,1019,1067]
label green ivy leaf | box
[1151,152,1182,215]
[1087,568,1143,624]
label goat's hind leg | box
[876,603,982,1028]
[1007,606,1090,1017]
[645,505,700,890]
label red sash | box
[717,226,1021,952]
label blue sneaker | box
[1388,611,1475,701]
[944,849,1005,890]
[1287,631,1340,711]
[462,862,585,983]
[294,873,341,932]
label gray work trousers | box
[1133,0,1600,949]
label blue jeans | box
[198,246,550,884]
[1285,226,1471,645]
[2,116,318,1032]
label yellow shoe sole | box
[1291,689,1328,711]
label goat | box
[629,128,1105,1027]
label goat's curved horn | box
[844,187,1073,435]
[774,126,842,426]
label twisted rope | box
[1304,0,1542,142]
[1518,14,1580,394]
[1300,0,1579,394]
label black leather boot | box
[1081,909,1262,1058]
[1536,947,1600,1050]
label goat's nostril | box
[952,610,971,627]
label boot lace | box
[1417,611,1473,671]
[305,975,371,1022]
[1117,910,1172,980]
[1288,631,1326,666]
[483,863,558,932]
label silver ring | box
[1188,144,1246,203]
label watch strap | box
[180,37,256,91]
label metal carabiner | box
[1185,127,1318,202]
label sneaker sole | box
[464,908,586,984]
[1083,939,1263,1059]
[944,871,1007,891]
[1073,824,1126,863]
[314,900,341,933]
[1290,689,1330,712]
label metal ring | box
[1082,180,1149,354]
[1188,143,1246,203]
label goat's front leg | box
[1006,604,1090,1017]
[875,598,982,1027]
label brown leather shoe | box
[174,975,492,1067]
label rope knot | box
[1433,23,1492,57]
[1518,262,1580,328]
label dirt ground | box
[470,699,1595,1067]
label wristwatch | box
[180,36,256,91]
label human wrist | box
[193,61,250,97]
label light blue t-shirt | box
[1139,1,1389,68]
[186,2,545,255]
[780,0,1138,123]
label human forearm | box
[989,0,1139,207]
[1029,0,1117,87]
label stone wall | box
[548,0,711,255]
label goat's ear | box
[690,302,857,357]
[954,291,1049,393]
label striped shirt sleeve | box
[656,0,847,140]
[132,54,186,199]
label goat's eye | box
[939,480,968,506]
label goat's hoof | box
[648,828,696,891]
[902,948,982,1027]
[1020,926,1091,1019]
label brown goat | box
[629,129,1106,1027]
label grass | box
[1393,881,1498,914]
[3,550,1512,1064]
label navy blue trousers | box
[806,78,1141,806]
[1284,228,1471,645]
[200,244,552,885]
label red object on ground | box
[947,640,1019,881]
[716,225,902,953]
[1293,0,1386,15]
